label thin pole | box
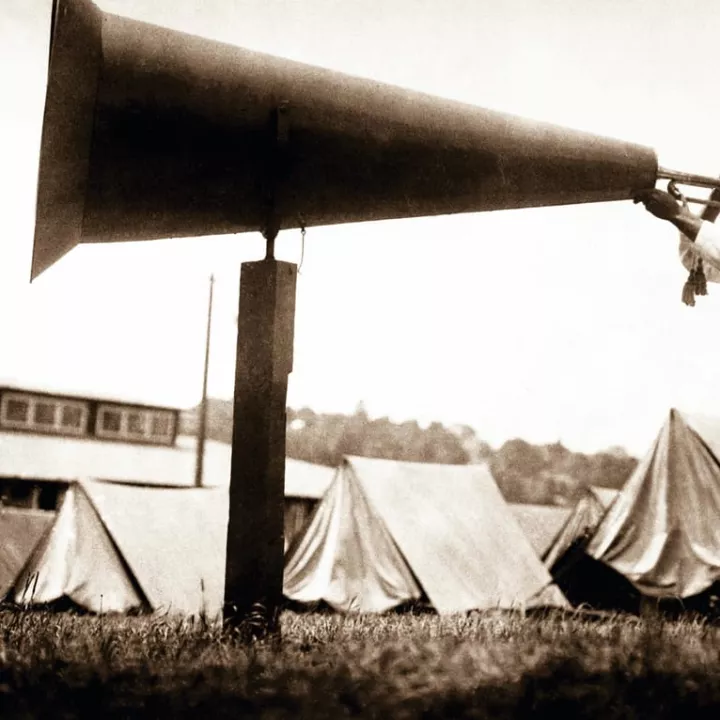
[195,274,215,488]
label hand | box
[633,189,685,221]
[635,188,703,243]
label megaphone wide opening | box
[32,0,102,281]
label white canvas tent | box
[590,486,620,509]
[543,486,618,569]
[282,460,336,551]
[587,409,720,599]
[509,503,572,560]
[284,456,567,614]
[0,509,54,597]
[12,480,229,616]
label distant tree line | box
[489,437,636,505]
[285,403,473,467]
[181,400,638,506]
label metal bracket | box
[667,179,720,210]
[262,103,291,258]
[658,167,720,191]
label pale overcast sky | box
[3,0,720,456]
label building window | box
[1,394,32,429]
[150,412,174,441]
[0,480,65,511]
[1,481,34,509]
[5,397,29,423]
[95,405,175,445]
[61,404,84,430]
[33,401,56,426]
[0,393,88,437]
[38,484,62,511]
[126,411,147,436]
[99,408,122,434]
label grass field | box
[2,607,720,718]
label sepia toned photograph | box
[2,0,720,717]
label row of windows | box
[0,393,176,445]
[97,405,175,443]
[1,394,87,436]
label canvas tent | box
[509,503,572,560]
[590,486,620,509]
[587,409,720,600]
[542,486,618,569]
[284,456,567,614]
[0,509,54,597]
[12,480,228,616]
[282,460,336,551]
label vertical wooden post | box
[195,274,215,488]
[223,256,296,635]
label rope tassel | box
[694,261,708,296]
[682,259,709,306]
[671,182,711,307]
[682,268,697,307]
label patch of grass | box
[1,608,720,718]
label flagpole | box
[195,274,215,488]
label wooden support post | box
[223,256,297,636]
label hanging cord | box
[298,224,306,274]
[670,180,707,306]
[695,259,708,297]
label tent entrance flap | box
[283,460,423,613]
[0,511,55,598]
[12,484,147,612]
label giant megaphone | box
[34,0,661,279]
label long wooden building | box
[0,384,334,598]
